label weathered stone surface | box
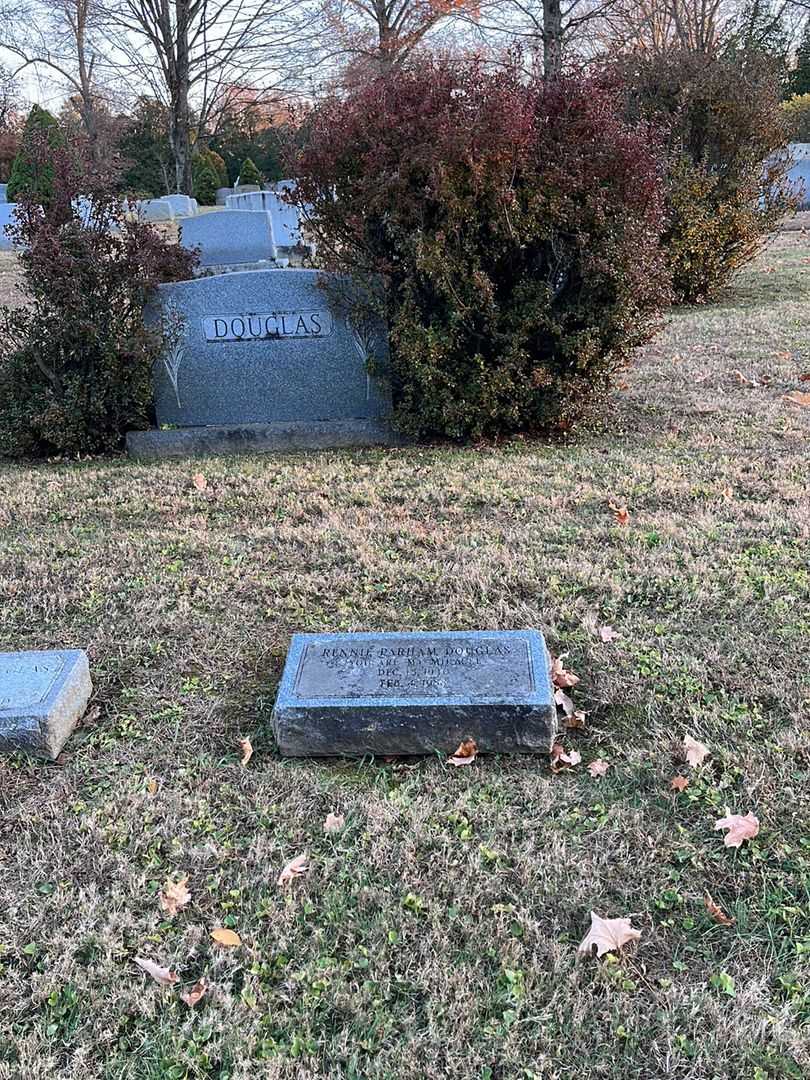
[135,198,175,222]
[164,194,197,217]
[788,143,810,209]
[179,209,277,267]
[0,203,18,250]
[147,268,391,427]
[0,650,92,759]
[272,630,555,757]
[0,183,7,203]
[126,419,405,459]
[215,187,233,205]
[226,190,304,247]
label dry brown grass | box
[0,233,808,1079]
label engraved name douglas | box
[202,310,333,342]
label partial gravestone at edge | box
[271,629,555,757]
[0,649,92,759]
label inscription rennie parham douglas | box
[202,310,333,343]
[293,637,535,699]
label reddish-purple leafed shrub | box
[0,137,197,457]
[292,59,671,439]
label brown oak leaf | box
[159,876,191,917]
[565,710,587,730]
[323,812,345,833]
[599,625,620,643]
[683,734,710,768]
[278,852,309,886]
[180,979,208,1007]
[670,775,689,792]
[578,912,642,957]
[784,391,810,407]
[133,956,179,986]
[609,503,630,526]
[238,737,253,767]
[551,744,581,772]
[192,473,207,492]
[448,738,478,766]
[588,759,609,778]
[554,688,575,717]
[550,655,580,689]
[714,812,759,848]
[704,894,734,927]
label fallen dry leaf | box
[159,876,191,917]
[588,759,609,778]
[192,472,207,492]
[670,775,689,792]
[799,372,810,382]
[684,734,710,768]
[550,655,580,689]
[554,688,575,717]
[210,927,242,947]
[784,391,810,407]
[133,956,179,986]
[278,852,309,887]
[733,369,757,387]
[323,812,345,833]
[599,625,620,643]
[704,894,734,927]
[550,744,581,772]
[565,710,587,730]
[714,812,759,848]
[609,502,630,526]
[180,979,207,1007]
[238,736,253,767]
[448,738,478,766]
[578,912,642,958]
[146,777,158,796]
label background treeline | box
[3,0,810,196]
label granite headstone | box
[146,268,391,427]
[179,209,277,267]
[0,183,7,203]
[135,198,176,222]
[271,629,555,757]
[0,649,92,759]
[164,194,198,217]
[0,202,18,250]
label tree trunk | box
[170,0,193,194]
[543,0,563,82]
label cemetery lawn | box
[1,231,809,1080]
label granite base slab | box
[0,649,92,759]
[271,630,555,757]
[126,420,406,460]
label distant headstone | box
[0,202,18,250]
[135,198,175,222]
[145,267,390,426]
[179,209,277,267]
[0,183,7,203]
[164,194,197,217]
[226,190,304,247]
[271,630,555,757]
[233,184,260,195]
[0,650,92,759]
[215,186,233,206]
[788,143,810,209]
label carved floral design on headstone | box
[160,300,188,408]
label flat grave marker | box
[272,629,555,756]
[0,649,92,759]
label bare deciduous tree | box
[103,0,315,193]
